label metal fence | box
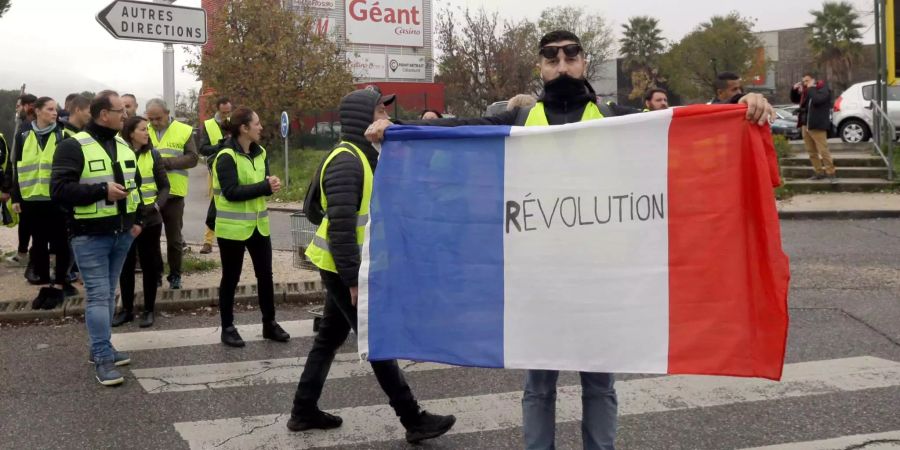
[290,212,318,271]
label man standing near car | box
[791,71,836,182]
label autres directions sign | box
[96,0,207,45]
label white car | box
[832,81,900,143]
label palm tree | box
[807,1,864,92]
[619,16,666,99]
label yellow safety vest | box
[72,132,140,220]
[17,129,62,201]
[524,101,604,126]
[204,118,224,147]
[212,147,270,241]
[305,142,373,273]
[149,120,193,197]
[136,150,158,205]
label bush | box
[772,135,792,160]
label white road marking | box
[740,430,900,449]
[174,356,900,449]
[133,353,450,393]
[111,320,315,352]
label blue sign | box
[280,111,289,139]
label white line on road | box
[111,320,315,352]
[133,353,450,393]
[174,356,900,450]
[740,430,900,449]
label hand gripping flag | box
[358,104,790,380]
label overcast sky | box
[0,0,877,111]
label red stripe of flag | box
[667,105,790,380]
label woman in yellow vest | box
[212,106,289,347]
[113,116,170,328]
[12,96,74,295]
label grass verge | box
[267,148,327,203]
[165,253,220,275]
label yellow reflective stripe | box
[158,148,182,157]
[17,163,40,173]
[80,174,116,184]
[216,210,269,220]
[18,177,50,188]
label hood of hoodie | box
[338,89,380,163]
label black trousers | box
[24,201,70,284]
[292,270,420,420]
[119,223,163,313]
[217,230,275,328]
[17,208,31,254]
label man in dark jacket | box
[367,29,776,450]
[287,87,457,444]
[791,71,835,181]
[51,90,145,386]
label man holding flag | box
[365,30,778,450]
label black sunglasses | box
[539,44,583,59]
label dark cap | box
[364,84,396,106]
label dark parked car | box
[771,109,801,140]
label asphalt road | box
[1,218,899,449]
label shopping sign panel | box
[346,0,424,47]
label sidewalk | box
[0,225,323,322]
[778,192,900,219]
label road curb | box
[778,210,900,220]
[0,281,325,323]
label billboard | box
[346,0,424,47]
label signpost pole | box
[281,111,290,190]
[155,0,177,110]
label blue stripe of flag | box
[366,127,509,367]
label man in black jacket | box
[288,87,457,444]
[791,71,836,181]
[51,91,145,386]
[367,29,776,450]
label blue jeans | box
[71,232,135,361]
[522,370,617,450]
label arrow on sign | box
[96,0,207,45]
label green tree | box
[619,16,666,100]
[0,89,19,141]
[435,7,540,116]
[186,0,352,141]
[537,6,615,82]
[174,88,200,126]
[661,13,763,101]
[807,1,864,92]
[0,0,11,19]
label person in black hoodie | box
[287,88,457,444]
[51,90,145,386]
[791,71,835,182]
[366,29,776,450]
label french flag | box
[358,105,791,381]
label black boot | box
[286,410,343,432]
[111,311,134,327]
[262,321,290,342]
[402,411,457,444]
[139,311,155,328]
[221,326,245,347]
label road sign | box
[96,0,207,45]
[280,111,290,139]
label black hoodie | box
[315,89,382,287]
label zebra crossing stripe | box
[740,430,900,449]
[173,356,900,450]
[132,353,450,393]
[111,320,316,352]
